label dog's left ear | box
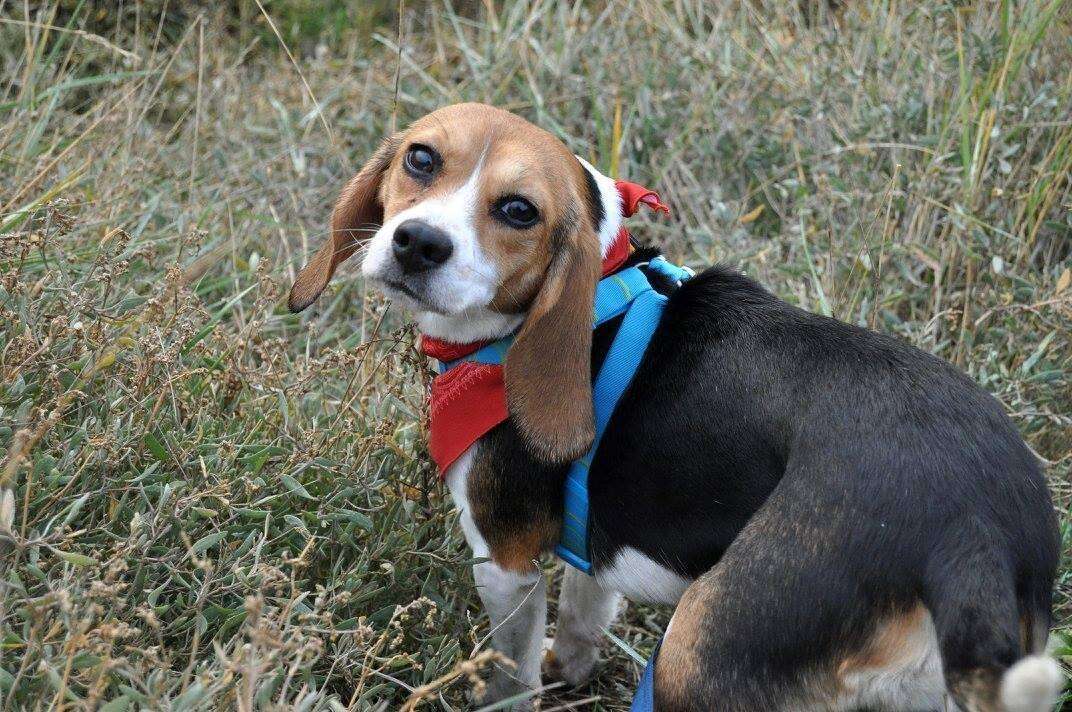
[504,208,601,464]
[289,134,400,312]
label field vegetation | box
[1,0,1070,709]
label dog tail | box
[999,656,1064,712]
[926,522,1063,711]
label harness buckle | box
[645,255,694,285]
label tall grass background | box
[1,1,1070,709]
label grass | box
[1,0,1070,709]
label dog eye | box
[404,145,438,178]
[494,197,539,229]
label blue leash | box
[629,641,660,712]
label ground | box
[1,1,1070,710]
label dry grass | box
[1,1,1070,709]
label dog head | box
[289,103,625,463]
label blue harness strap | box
[437,336,513,373]
[556,259,691,572]
[555,267,669,572]
[629,641,661,712]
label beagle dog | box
[290,103,1062,711]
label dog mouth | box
[385,279,421,301]
[380,278,448,315]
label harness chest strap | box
[556,266,669,572]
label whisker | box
[338,238,373,252]
[300,224,383,242]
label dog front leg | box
[547,565,621,686]
[446,453,547,709]
[472,559,547,707]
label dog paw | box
[479,690,537,711]
[473,693,536,712]
[477,670,539,711]
[543,636,599,687]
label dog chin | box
[366,271,520,343]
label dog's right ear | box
[288,135,400,312]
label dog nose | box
[392,220,453,273]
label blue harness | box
[438,255,689,712]
[438,255,691,571]
[554,257,691,572]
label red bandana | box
[422,180,669,476]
